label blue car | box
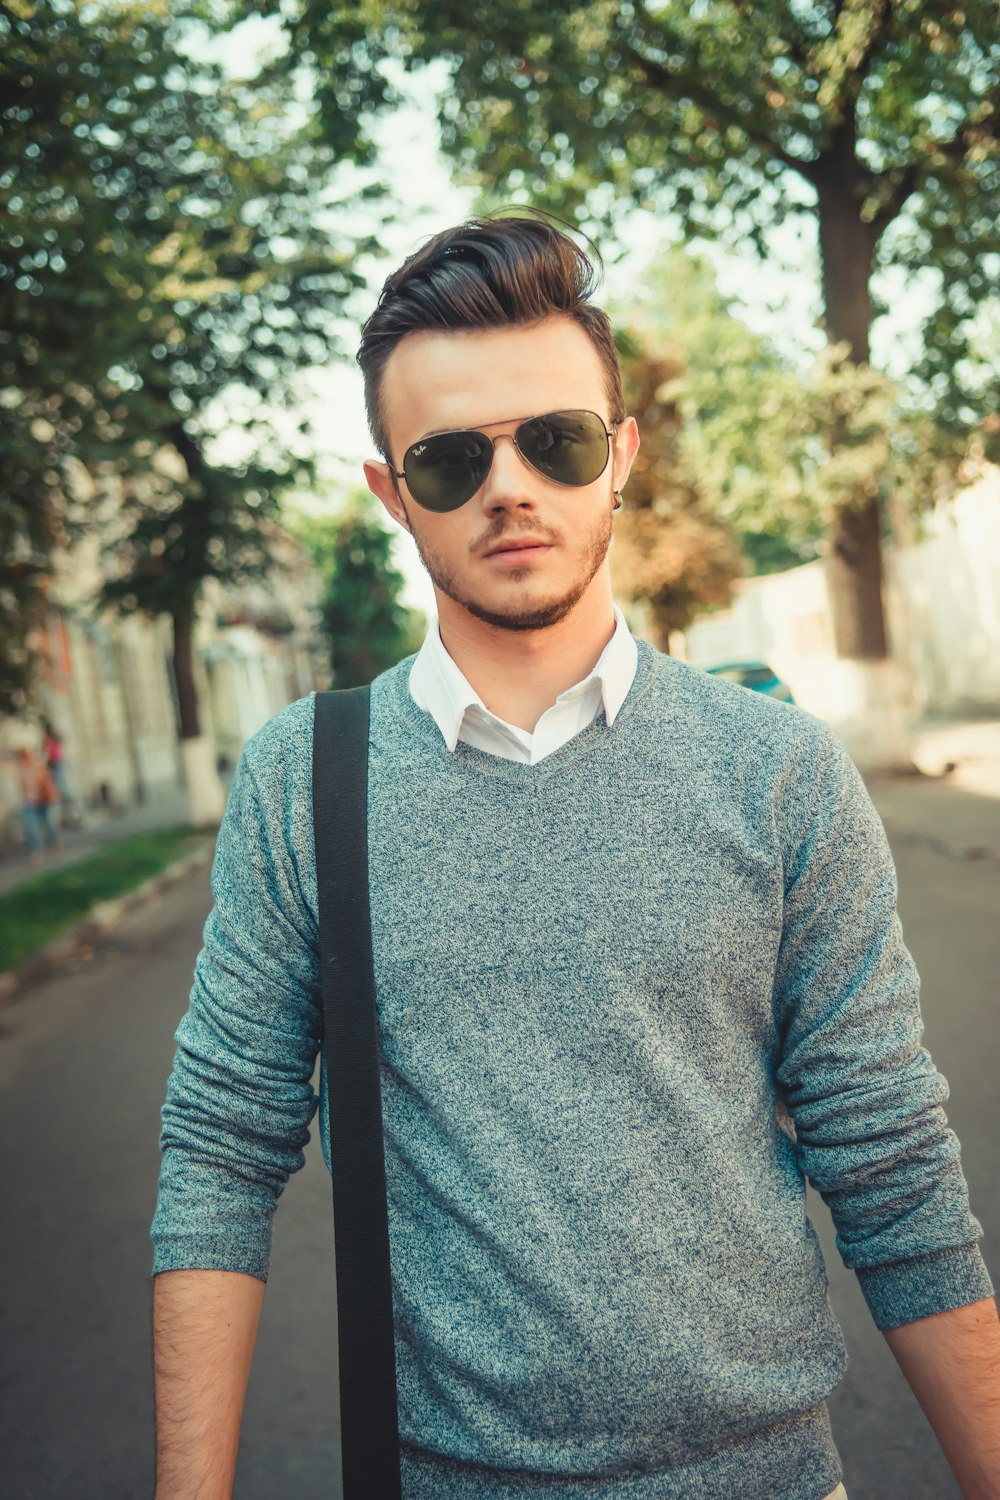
[704,661,795,704]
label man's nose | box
[477,433,536,513]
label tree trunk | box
[815,117,889,665]
[170,608,201,740]
[826,498,887,660]
[812,119,913,769]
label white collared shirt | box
[408,604,638,764]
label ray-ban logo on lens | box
[413,444,427,457]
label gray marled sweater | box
[152,639,993,1499]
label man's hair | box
[357,215,626,460]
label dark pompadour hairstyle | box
[356,215,626,459]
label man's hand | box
[883,1296,1000,1500]
[153,1269,265,1500]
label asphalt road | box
[0,789,997,1500]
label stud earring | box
[612,491,623,512]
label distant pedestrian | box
[16,746,60,859]
[41,719,77,823]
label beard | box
[404,494,615,633]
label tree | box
[619,249,959,579]
[284,0,1000,760]
[2,0,373,813]
[1,0,161,714]
[615,249,825,579]
[293,495,424,688]
[612,343,743,647]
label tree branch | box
[870,161,922,236]
[846,0,894,96]
[725,0,815,76]
[169,421,204,480]
[623,37,820,186]
[870,99,1000,235]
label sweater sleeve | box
[772,726,994,1331]
[150,710,322,1282]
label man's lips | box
[483,538,553,558]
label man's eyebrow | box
[410,411,551,444]
[416,424,467,441]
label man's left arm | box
[772,725,996,1493]
[883,1297,1000,1500]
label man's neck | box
[435,581,617,732]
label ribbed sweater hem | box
[399,1402,842,1500]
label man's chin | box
[436,575,592,633]
[462,594,581,632]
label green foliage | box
[282,0,1000,659]
[611,340,743,640]
[1,0,150,711]
[1,0,375,712]
[617,248,977,564]
[292,495,424,688]
[738,530,820,576]
[0,824,211,972]
[617,251,822,552]
[100,463,288,621]
[288,0,1000,418]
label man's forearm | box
[153,1269,265,1500]
[883,1296,1000,1500]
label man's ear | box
[364,460,412,535]
[612,416,640,495]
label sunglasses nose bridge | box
[479,429,539,497]
[490,430,519,456]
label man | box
[151,216,999,1500]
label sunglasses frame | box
[388,408,618,513]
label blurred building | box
[200,526,325,773]
[0,521,324,855]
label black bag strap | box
[312,686,402,1499]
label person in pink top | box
[41,718,76,821]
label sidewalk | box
[866,713,1000,862]
[0,786,196,898]
[906,715,1000,797]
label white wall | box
[683,468,1000,726]
[885,470,1000,715]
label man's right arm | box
[153,1270,265,1500]
[150,705,324,1493]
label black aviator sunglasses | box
[389,409,617,513]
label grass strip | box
[0,825,214,973]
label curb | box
[0,840,215,1006]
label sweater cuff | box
[855,1243,995,1331]
[151,1230,271,1283]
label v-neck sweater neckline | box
[377,634,664,782]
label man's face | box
[364,314,639,633]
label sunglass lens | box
[404,431,493,511]
[517,410,609,486]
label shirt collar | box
[408,604,638,753]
